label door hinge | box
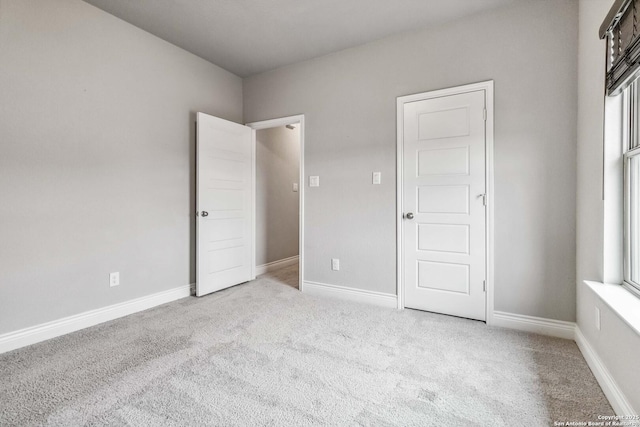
[483,108,487,121]
[481,194,487,206]
[483,280,486,292]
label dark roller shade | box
[601,0,640,95]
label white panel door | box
[196,112,253,297]
[403,90,486,320]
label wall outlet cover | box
[309,176,320,187]
[331,258,340,271]
[110,272,120,287]
[293,182,299,192]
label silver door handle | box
[405,212,414,219]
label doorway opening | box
[247,115,305,291]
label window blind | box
[601,0,640,96]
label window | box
[623,81,640,297]
[602,1,640,297]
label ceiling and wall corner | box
[244,0,579,322]
[82,0,530,77]
[0,0,242,335]
[0,0,579,343]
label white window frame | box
[622,81,640,298]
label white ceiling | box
[83,0,523,77]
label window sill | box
[584,280,640,336]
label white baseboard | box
[0,284,193,355]
[303,280,397,308]
[491,310,576,340]
[255,255,299,276]
[575,327,636,415]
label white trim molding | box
[255,255,299,276]
[584,281,640,336]
[492,311,576,340]
[246,114,305,292]
[575,327,636,415]
[396,80,495,323]
[303,281,397,308]
[0,284,192,355]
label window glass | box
[628,154,640,285]
[624,81,640,296]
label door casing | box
[396,81,495,325]
[246,115,305,291]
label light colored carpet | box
[259,263,299,290]
[0,264,612,426]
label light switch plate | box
[293,183,299,192]
[331,258,340,271]
[309,176,320,187]
[373,172,381,185]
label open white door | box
[196,112,253,297]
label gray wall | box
[244,0,579,321]
[576,0,640,412]
[576,0,606,287]
[0,0,242,334]
[256,126,300,266]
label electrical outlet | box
[595,306,601,331]
[293,183,299,192]
[110,272,120,287]
[331,258,340,271]
[309,176,320,187]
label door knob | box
[405,212,414,219]
[201,211,209,217]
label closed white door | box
[196,112,253,297]
[403,90,487,321]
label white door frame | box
[396,81,495,325]
[246,115,305,291]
